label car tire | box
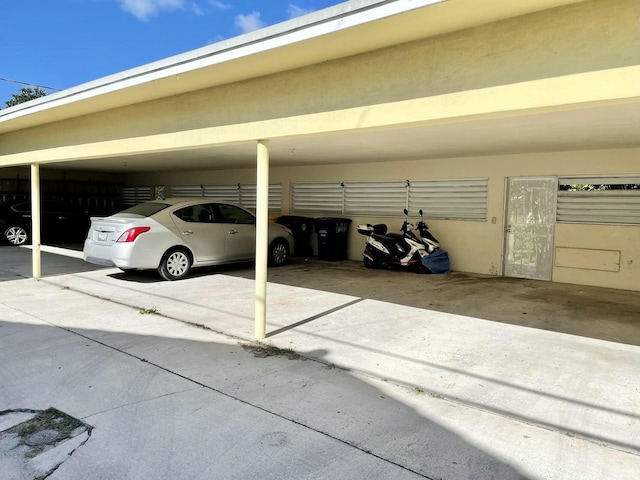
[3,225,29,246]
[268,239,289,266]
[158,248,192,281]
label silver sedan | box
[83,198,294,280]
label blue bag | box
[421,248,451,274]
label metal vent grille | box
[170,185,205,197]
[291,182,343,214]
[557,176,640,224]
[239,184,283,213]
[292,178,488,219]
[408,179,488,220]
[344,181,407,215]
[122,187,151,206]
[168,184,282,212]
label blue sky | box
[1,0,342,105]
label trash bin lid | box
[278,215,314,232]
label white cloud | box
[210,0,231,9]
[235,11,266,33]
[117,0,187,21]
[191,2,204,15]
[287,4,313,19]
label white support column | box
[30,164,42,279]
[255,140,270,340]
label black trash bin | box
[314,217,352,261]
[276,215,314,256]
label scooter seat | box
[372,224,387,235]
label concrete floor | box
[5,245,640,345]
[226,257,640,346]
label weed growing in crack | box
[241,341,300,360]
[185,321,208,330]
[139,307,159,315]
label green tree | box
[4,87,47,108]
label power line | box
[0,77,62,91]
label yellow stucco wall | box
[125,148,640,291]
[553,224,640,290]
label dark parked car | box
[0,200,90,246]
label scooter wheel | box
[363,257,376,269]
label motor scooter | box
[415,209,440,252]
[356,209,430,272]
[357,209,451,273]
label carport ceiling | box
[48,102,640,173]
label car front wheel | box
[158,248,192,281]
[269,239,289,266]
[4,226,29,246]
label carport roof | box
[0,0,588,133]
[1,0,638,173]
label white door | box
[504,177,557,281]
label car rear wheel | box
[158,248,192,281]
[269,239,289,266]
[4,226,29,246]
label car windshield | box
[114,202,170,218]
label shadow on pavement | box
[228,257,640,346]
[2,246,638,345]
[0,318,530,479]
[0,246,107,282]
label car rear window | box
[114,202,170,218]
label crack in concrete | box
[80,387,204,421]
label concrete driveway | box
[224,257,640,346]
[1,245,638,479]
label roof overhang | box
[0,0,588,134]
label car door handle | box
[183,230,194,235]
[229,229,238,234]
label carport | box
[1,0,639,338]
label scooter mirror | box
[419,209,423,216]
[403,208,408,216]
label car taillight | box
[116,227,151,243]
